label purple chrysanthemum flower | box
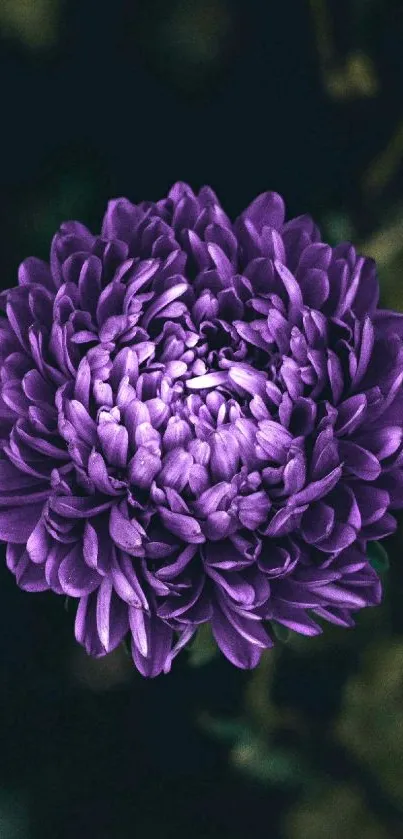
[1,182,402,675]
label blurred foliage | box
[363,120,403,196]
[70,644,133,693]
[159,0,233,67]
[0,0,60,49]
[360,213,403,312]
[284,783,390,839]
[199,713,306,787]
[309,0,379,99]
[336,641,403,809]
[0,789,29,839]
[122,0,239,93]
[1,0,403,837]
[368,541,390,575]
[188,623,219,667]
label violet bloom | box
[1,183,402,675]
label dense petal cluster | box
[1,182,403,675]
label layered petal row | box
[1,183,401,674]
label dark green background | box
[1,2,403,836]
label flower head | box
[1,183,402,675]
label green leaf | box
[200,714,248,743]
[121,638,131,660]
[188,623,219,667]
[367,541,390,574]
[324,212,355,246]
[233,741,304,786]
[271,621,292,643]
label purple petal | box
[353,485,389,525]
[301,501,335,544]
[88,451,127,496]
[310,428,339,481]
[98,421,129,468]
[327,350,344,404]
[188,464,210,496]
[239,191,285,232]
[0,503,43,543]
[13,549,49,592]
[74,358,91,410]
[96,576,129,652]
[363,512,396,540]
[314,522,357,553]
[78,255,102,314]
[228,365,267,398]
[18,256,55,291]
[288,465,342,507]
[128,446,162,489]
[26,517,51,564]
[111,552,149,608]
[257,420,292,461]
[58,544,101,596]
[83,518,112,575]
[335,394,367,436]
[145,397,169,429]
[193,481,231,516]
[234,321,270,351]
[268,603,322,636]
[212,607,265,669]
[50,495,114,519]
[130,611,173,677]
[312,582,369,609]
[264,505,307,537]
[203,511,233,540]
[207,566,257,606]
[162,417,191,450]
[158,449,193,492]
[339,441,381,481]
[109,503,146,556]
[75,593,106,657]
[159,508,205,544]
[238,492,271,529]
[351,317,374,388]
[65,400,97,446]
[124,400,151,443]
[210,429,239,482]
[355,427,402,461]
[0,459,41,491]
[110,347,139,389]
[274,260,304,315]
[141,281,188,330]
[186,371,228,390]
[156,544,197,580]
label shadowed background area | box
[1,1,403,837]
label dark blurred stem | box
[309,0,335,77]
[242,647,302,738]
[362,119,403,195]
[243,649,274,734]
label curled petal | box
[129,447,162,489]
[98,421,129,468]
[96,577,130,653]
[212,607,267,669]
[2,182,403,678]
[59,544,101,596]
[159,508,205,544]
[109,503,146,556]
[130,611,173,677]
